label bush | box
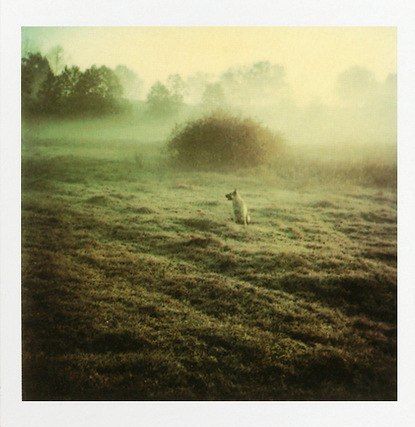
[167,112,284,171]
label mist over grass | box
[22,106,396,190]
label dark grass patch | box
[171,182,196,190]
[22,155,144,185]
[198,200,220,207]
[124,206,156,214]
[347,192,397,206]
[362,249,397,263]
[271,272,396,323]
[21,177,59,192]
[325,210,359,220]
[181,236,224,248]
[282,226,304,240]
[361,211,396,224]
[110,192,135,200]
[289,346,395,400]
[85,195,110,205]
[178,218,227,233]
[309,200,337,209]
[259,207,302,222]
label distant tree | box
[21,53,52,112]
[59,65,82,99]
[185,72,213,104]
[22,54,128,116]
[38,65,82,114]
[202,82,226,110]
[166,74,186,103]
[336,66,397,110]
[37,70,61,113]
[220,61,286,105]
[146,81,182,116]
[114,65,143,99]
[21,37,40,59]
[46,45,67,75]
[336,66,377,106]
[73,65,123,114]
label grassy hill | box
[21,134,396,400]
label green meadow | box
[22,119,396,400]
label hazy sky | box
[22,26,396,105]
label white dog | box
[225,189,251,225]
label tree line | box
[22,53,127,116]
[22,49,289,118]
[21,52,190,117]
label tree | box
[21,53,53,112]
[114,65,143,99]
[146,81,182,116]
[336,66,377,106]
[201,82,226,110]
[73,65,123,114]
[59,66,82,99]
[336,66,397,110]
[46,65,82,114]
[166,74,186,103]
[37,70,61,113]
[185,72,213,104]
[46,45,67,75]
[220,61,286,106]
[21,37,40,59]
[22,54,127,116]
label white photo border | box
[1,1,414,426]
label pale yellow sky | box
[22,26,396,104]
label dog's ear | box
[233,189,237,194]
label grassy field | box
[22,134,397,400]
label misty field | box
[22,129,396,400]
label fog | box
[22,27,396,149]
[180,61,396,146]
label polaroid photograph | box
[1,1,415,426]
[20,25,397,402]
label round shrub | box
[167,112,284,171]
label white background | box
[1,1,415,426]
